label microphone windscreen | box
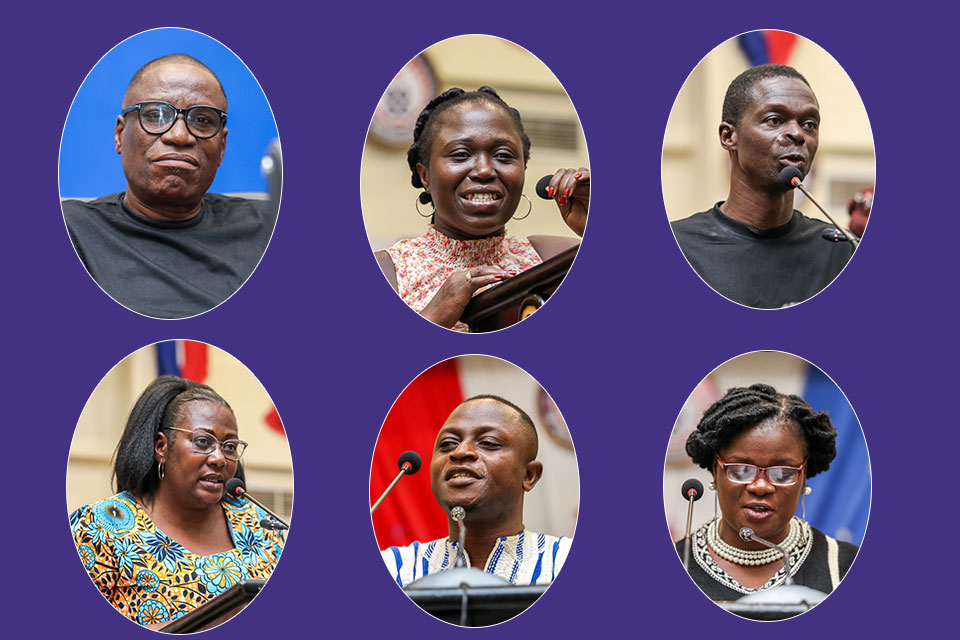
[225,477,246,497]
[535,174,553,199]
[681,478,704,501]
[398,450,422,474]
[779,166,803,189]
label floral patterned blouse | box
[70,491,284,626]
[386,225,543,331]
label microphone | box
[739,527,794,585]
[259,518,288,531]
[224,478,290,530]
[370,450,422,515]
[535,173,591,199]
[779,167,859,247]
[451,506,467,568]
[680,479,704,572]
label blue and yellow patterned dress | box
[70,491,284,626]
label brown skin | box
[710,419,807,589]
[719,77,820,230]
[140,401,238,558]
[116,62,228,222]
[430,399,542,569]
[374,101,588,328]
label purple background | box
[6,2,951,636]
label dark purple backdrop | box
[7,1,951,636]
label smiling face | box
[116,61,227,217]
[714,418,807,547]
[155,400,239,509]
[417,102,526,239]
[430,399,541,522]
[721,76,820,190]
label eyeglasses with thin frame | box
[120,101,227,139]
[716,455,805,486]
[167,427,247,460]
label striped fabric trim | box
[826,535,840,591]
[390,547,403,587]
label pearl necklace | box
[707,517,804,566]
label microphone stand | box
[370,460,415,515]
[792,179,860,246]
[739,527,792,584]
[451,506,467,569]
[236,489,290,529]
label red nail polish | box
[574,173,582,179]
[564,188,571,197]
[558,196,566,205]
[547,186,554,197]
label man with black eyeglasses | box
[62,54,276,319]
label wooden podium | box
[460,246,577,332]
[159,579,265,633]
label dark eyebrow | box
[763,103,820,118]
[444,137,520,147]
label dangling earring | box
[157,462,165,481]
[802,485,812,522]
[513,194,532,220]
[415,193,434,218]
[709,480,718,520]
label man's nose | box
[161,114,195,144]
[783,120,805,144]
[449,441,478,460]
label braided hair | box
[407,87,531,205]
[721,64,812,126]
[685,383,837,477]
[113,375,243,497]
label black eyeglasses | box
[120,101,226,139]
[716,455,805,486]
[168,427,247,460]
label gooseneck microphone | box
[225,478,290,530]
[451,506,467,569]
[370,451,422,515]
[739,527,793,585]
[681,479,704,572]
[780,167,860,247]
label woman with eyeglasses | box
[374,86,588,331]
[70,376,284,629]
[678,384,858,613]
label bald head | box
[124,54,227,108]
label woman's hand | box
[421,266,511,328]
[544,168,589,237]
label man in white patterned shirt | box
[382,395,572,588]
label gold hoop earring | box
[157,462,165,481]
[415,194,435,218]
[513,194,532,220]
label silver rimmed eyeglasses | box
[716,455,805,486]
[120,101,226,139]
[167,427,247,460]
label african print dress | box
[70,491,284,626]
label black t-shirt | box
[671,204,855,308]
[63,192,275,319]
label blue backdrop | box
[59,28,278,198]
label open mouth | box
[199,475,224,490]
[743,504,774,519]
[445,467,481,483]
[460,192,502,205]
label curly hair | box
[721,64,812,126]
[407,86,531,205]
[113,375,243,497]
[685,383,837,477]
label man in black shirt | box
[62,54,275,319]
[671,65,854,309]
